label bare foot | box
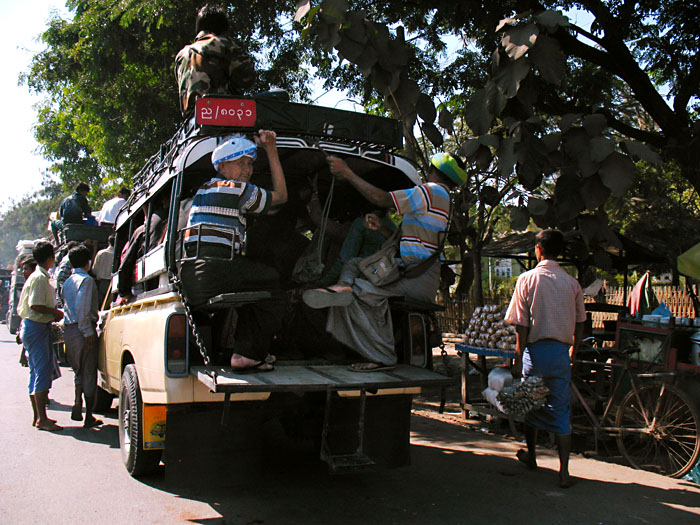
[36,420,63,432]
[230,353,273,371]
[516,449,537,470]
[328,284,352,293]
[559,473,575,488]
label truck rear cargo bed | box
[191,363,449,394]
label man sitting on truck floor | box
[303,152,467,372]
[97,187,131,225]
[62,244,101,428]
[175,3,255,117]
[180,130,287,372]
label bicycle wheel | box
[615,382,700,478]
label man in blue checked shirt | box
[62,244,101,428]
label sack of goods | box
[465,305,517,350]
[482,367,514,413]
[497,376,549,416]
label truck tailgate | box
[191,364,450,394]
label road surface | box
[0,324,698,524]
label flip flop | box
[83,417,102,429]
[302,288,354,309]
[347,362,396,373]
[231,360,274,374]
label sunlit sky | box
[1,1,71,212]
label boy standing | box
[18,241,64,431]
[62,245,101,427]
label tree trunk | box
[471,248,484,306]
[455,249,473,298]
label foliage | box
[0,184,63,267]
[294,0,699,279]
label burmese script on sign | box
[195,98,257,127]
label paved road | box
[0,324,698,524]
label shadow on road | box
[131,414,700,524]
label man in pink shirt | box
[505,229,586,488]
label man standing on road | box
[17,241,64,432]
[505,229,586,488]
[62,245,101,428]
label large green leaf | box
[621,140,662,164]
[535,10,570,32]
[509,205,530,231]
[355,45,378,75]
[589,136,615,162]
[320,0,348,24]
[416,93,436,123]
[422,121,444,147]
[583,114,607,137]
[529,34,566,85]
[475,145,493,171]
[438,108,454,134]
[559,113,582,132]
[497,137,517,177]
[481,186,501,206]
[502,23,539,60]
[494,57,531,98]
[459,139,481,158]
[563,127,590,157]
[580,174,611,210]
[598,152,636,196]
[465,81,506,135]
[527,197,549,216]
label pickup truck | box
[96,94,449,477]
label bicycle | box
[571,337,700,478]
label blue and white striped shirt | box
[185,176,271,251]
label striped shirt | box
[390,182,450,264]
[185,176,270,251]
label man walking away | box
[505,229,586,488]
[17,241,64,431]
[62,245,101,428]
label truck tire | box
[93,386,114,413]
[119,364,161,476]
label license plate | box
[195,98,257,127]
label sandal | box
[347,362,396,373]
[231,360,274,373]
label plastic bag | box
[488,367,513,392]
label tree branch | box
[674,52,700,116]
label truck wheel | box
[93,386,114,413]
[119,364,161,476]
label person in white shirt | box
[97,187,131,225]
[92,235,115,306]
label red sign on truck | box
[195,98,257,127]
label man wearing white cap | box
[181,129,287,372]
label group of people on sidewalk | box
[18,241,104,432]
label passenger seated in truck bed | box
[179,130,287,372]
